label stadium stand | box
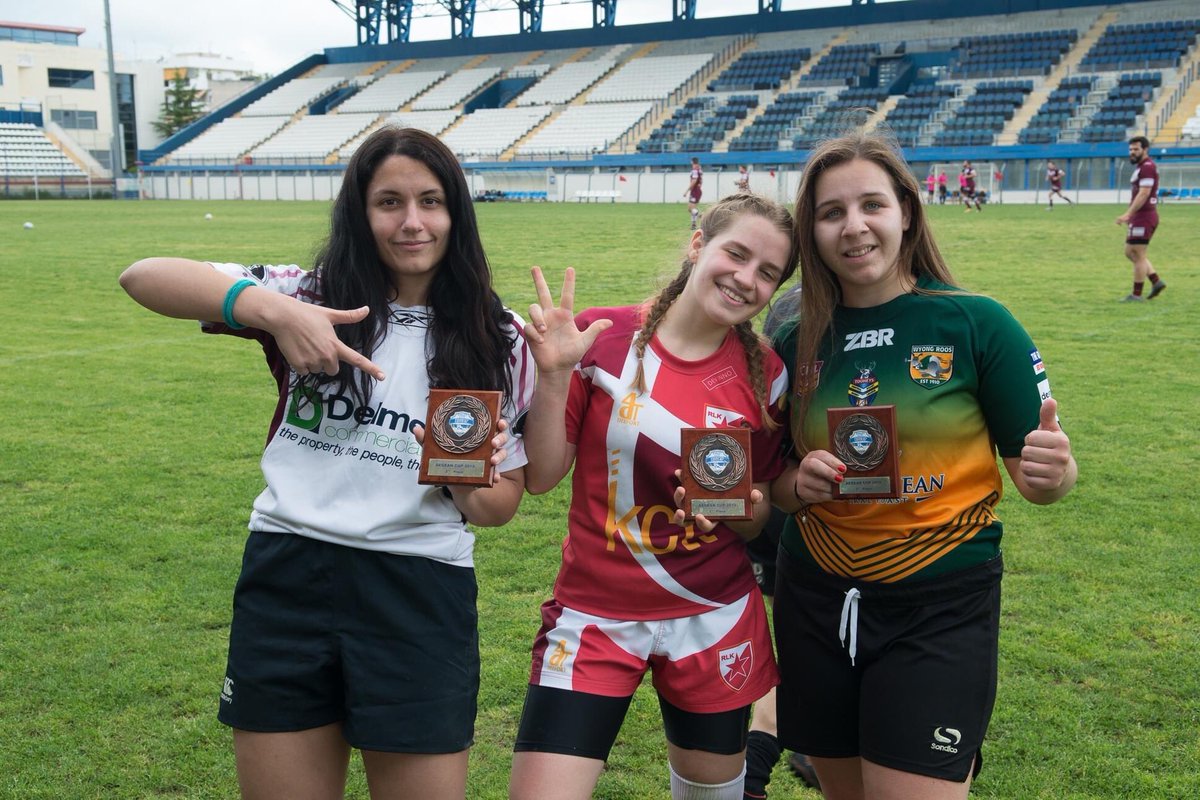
[337,110,459,160]
[412,67,502,110]
[0,123,86,176]
[587,53,716,103]
[516,101,653,156]
[728,91,825,152]
[248,113,379,162]
[441,106,553,158]
[1018,76,1098,144]
[167,116,291,163]
[934,80,1034,147]
[515,59,617,105]
[336,70,446,113]
[950,30,1077,79]
[1079,71,1163,142]
[1079,19,1200,71]
[241,77,348,117]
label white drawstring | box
[839,588,861,666]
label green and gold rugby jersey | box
[772,280,1051,583]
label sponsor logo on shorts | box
[931,726,962,754]
[718,641,753,691]
[221,676,234,705]
[547,639,573,673]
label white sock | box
[669,763,745,800]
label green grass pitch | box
[1,198,1197,799]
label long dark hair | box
[300,126,512,406]
[631,193,798,430]
[790,130,955,451]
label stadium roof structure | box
[141,0,1200,168]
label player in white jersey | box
[509,194,799,800]
[120,127,533,800]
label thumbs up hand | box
[1018,398,1073,494]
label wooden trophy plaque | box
[827,404,900,500]
[679,428,754,521]
[418,389,502,487]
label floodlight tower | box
[673,0,697,22]
[331,1,413,44]
[516,0,544,34]
[441,0,476,39]
[592,0,616,29]
[759,0,782,12]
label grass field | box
[1,198,1198,799]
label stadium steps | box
[996,11,1117,145]
[712,36,820,153]
[1151,48,1200,144]
[499,108,559,160]
[868,95,902,132]
[575,41,661,105]
[399,54,490,112]
[40,125,98,176]
[386,60,418,75]
[632,35,757,155]
[777,31,851,93]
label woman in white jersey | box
[120,127,534,800]
[509,194,799,800]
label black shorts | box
[745,507,786,597]
[773,550,1002,782]
[513,684,751,761]
[219,531,480,753]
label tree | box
[152,73,205,138]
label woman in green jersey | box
[769,130,1077,800]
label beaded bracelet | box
[222,278,256,330]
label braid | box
[631,265,692,394]
[733,321,779,432]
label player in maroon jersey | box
[1045,160,1073,209]
[1115,136,1167,301]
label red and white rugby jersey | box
[553,306,787,621]
[201,262,534,567]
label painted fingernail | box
[834,475,843,483]
[837,465,847,473]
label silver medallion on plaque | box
[688,433,748,492]
[832,413,890,470]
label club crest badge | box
[848,362,879,406]
[718,641,753,691]
[909,346,954,388]
[431,395,492,454]
[794,360,823,395]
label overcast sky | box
[2,0,903,75]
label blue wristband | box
[222,278,256,330]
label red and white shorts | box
[527,589,778,713]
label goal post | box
[931,162,1000,203]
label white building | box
[0,20,260,176]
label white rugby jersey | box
[203,262,534,566]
